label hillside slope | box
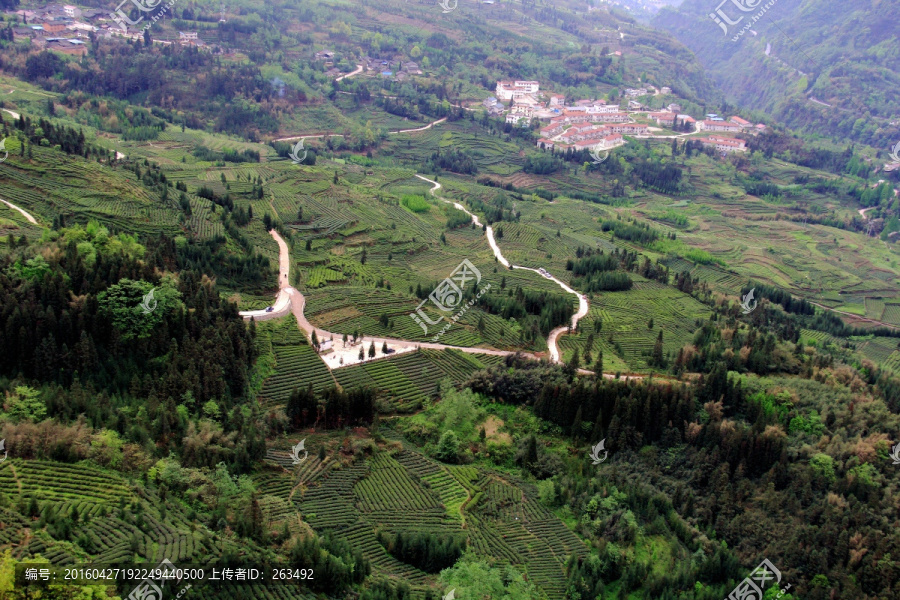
[653,0,900,148]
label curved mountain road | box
[0,198,38,224]
[240,176,595,373]
[413,174,589,363]
[274,117,447,145]
[335,64,363,82]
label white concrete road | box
[0,198,38,224]
[240,177,593,368]
[238,195,647,378]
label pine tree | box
[651,329,664,367]
[368,342,376,358]
[568,349,580,374]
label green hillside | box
[653,0,900,149]
[1,0,900,598]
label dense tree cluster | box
[286,384,376,430]
[425,149,478,174]
[0,223,263,469]
[376,530,464,573]
[288,534,370,594]
[192,145,261,163]
[600,218,660,245]
[477,286,574,338]
[741,282,814,315]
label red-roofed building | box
[698,120,742,133]
[572,133,624,151]
[701,136,747,153]
[608,123,648,135]
[540,122,565,138]
[729,116,751,128]
[649,112,676,126]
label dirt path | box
[809,302,900,330]
[388,117,447,134]
[335,64,363,82]
[274,117,447,144]
[414,174,589,363]
[0,198,38,224]
[237,184,641,377]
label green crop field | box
[2,6,900,597]
[332,349,492,410]
[286,436,587,599]
[256,319,337,408]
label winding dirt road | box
[335,64,364,82]
[0,198,38,224]
[413,174,589,362]
[274,117,447,145]
[239,176,590,369]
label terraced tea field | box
[288,440,585,599]
[333,349,493,411]
[559,279,713,371]
[256,319,337,408]
[0,460,215,566]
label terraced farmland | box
[559,279,712,371]
[257,320,336,407]
[333,349,491,410]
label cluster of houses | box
[647,108,695,129]
[537,116,649,151]
[7,3,209,53]
[693,114,765,153]
[491,80,645,131]
[312,53,423,82]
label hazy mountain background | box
[654,0,900,149]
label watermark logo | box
[725,558,791,600]
[125,558,191,600]
[889,141,900,167]
[289,139,307,164]
[290,439,309,465]
[0,439,7,463]
[889,443,900,465]
[410,259,490,341]
[438,0,458,13]
[709,0,778,42]
[589,144,609,164]
[110,0,179,34]
[442,589,455,600]
[740,288,757,315]
[0,138,8,164]
[589,439,608,464]
[109,0,161,32]
[140,288,158,314]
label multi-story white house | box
[495,80,540,101]
[505,105,534,124]
[697,120,742,133]
[586,103,621,114]
[701,136,747,153]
